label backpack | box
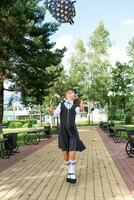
[44,0,76,24]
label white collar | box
[64,99,74,104]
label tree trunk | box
[0,81,4,124]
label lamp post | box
[107,91,113,123]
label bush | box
[3,119,37,128]
[125,114,133,124]
[22,123,29,128]
[28,120,33,128]
[23,119,37,128]
[31,119,37,125]
[114,111,124,121]
[8,121,23,128]
[51,126,59,134]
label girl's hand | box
[48,108,53,115]
[80,100,84,112]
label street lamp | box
[107,91,113,123]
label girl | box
[48,89,86,184]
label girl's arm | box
[75,99,84,114]
[79,100,84,112]
[48,108,54,115]
[48,103,61,116]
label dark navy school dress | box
[58,101,86,152]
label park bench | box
[0,126,55,158]
[23,129,43,145]
[0,123,8,129]
[99,121,109,131]
[24,126,53,145]
[0,138,11,159]
[0,124,8,133]
[125,129,134,158]
[110,127,128,143]
[0,124,19,158]
[99,121,115,134]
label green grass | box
[76,121,98,126]
[17,132,26,146]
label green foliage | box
[22,123,29,128]
[88,21,111,55]
[43,69,71,108]
[3,119,37,128]
[0,0,65,110]
[31,118,37,125]
[125,114,133,125]
[28,120,33,128]
[68,21,134,124]
[111,62,133,113]
[69,21,112,109]
[86,21,112,107]
[8,121,23,128]
[114,110,124,121]
[69,39,87,96]
[127,37,134,68]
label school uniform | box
[53,99,86,152]
[53,99,86,183]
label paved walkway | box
[0,127,134,200]
[98,128,134,196]
[0,137,56,173]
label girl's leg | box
[69,151,77,183]
[63,151,71,182]
[63,151,69,161]
[69,151,76,160]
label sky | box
[44,0,134,70]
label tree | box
[85,21,112,108]
[68,21,112,116]
[43,68,71,108]
[127,37,134,66]
[111,62,134,123]
[69,39,87,98]
[0,0,65,123]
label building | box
[3,101,107,123]
[3,102,31,121]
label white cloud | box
[55,34,73,49]
[108,48,129,65]
[122,19,134,25]
[62,50,72,72]
[54,34,74,72]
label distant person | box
[48,89,86,184]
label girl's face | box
[65,90,76,101]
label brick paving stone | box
[99,128,134,199]
[0,127,133,200]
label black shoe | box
[70,173,76,184]
[66,173,71,182]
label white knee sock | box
[65,160,70,173]
[69,160,76,179]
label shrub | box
[125,114,133,124]
[114,111,124,121]
[22,123,29,128]
[28,120,33,128]
[8,121,23,128]
[3,119,37,128]
[31,119,37,125]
